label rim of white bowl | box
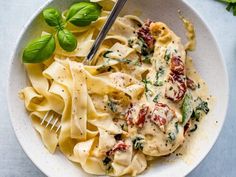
[7,0,229,177]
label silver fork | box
[83,0,128,65]
[40,111,61,132]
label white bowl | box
[7,0,229,176]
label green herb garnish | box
[195,97,210,114]
[141,56,151,64]
[66,2,102,26]
[120,123,128,131]
[57,29,77,52]
[142,79,152,92]
[153,93,160,103]
[139,38,150,56]
[154,66,165,86]
[43,8,63,28]
[22,2,102,63]
[132,136,144,150]
[168,132,176,141]
[102,157,113,173]
[191,97,210,119]
[103,157,111,166]
[175,122,179,133]
[107,98,117,112]
[116,58,132,64]
[133,59,142,66]
[142,78,153,99]
[218,0,236,16]
[23,34,56,63]
[181,92,194,126]
[164,48,171,62]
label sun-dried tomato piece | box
[165,73,186,102]
[152,114,167,126]
[135,106,149,128]
[137,20,156,50]
[125,107,134,125]
[106,141,129,156]
[125,105,149,128]
[170,56,184,75]
[186,77,196,90]
[150,103,176,131]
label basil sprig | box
[57,29,77,52]
[218,0,236,15]
[23,34,55,63]
[66,2,102,26]
[43,8,62,27]
[22,2,102,63]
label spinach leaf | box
[191,97,210,119]
[154,66,165,86]
[22,34,55,63]
[103,157,112,166]
[116,58,131,64]
[43,8,62,27]
[181,91,193,125]
[66,2,102,26]
[107,98,117,112]
[153,93,160,103]
[132,136,144,150]
[168,132,176,141]
[102,156,113,173]
[142,79,152,92]
[164,48,171,62]
[57,29,77,52]
[142,78,153,99]
[195,98,210,114]
[142,56,151,64]
[175,122,179,133]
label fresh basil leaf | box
[226,3,233,11]
[218,0,236,3]
[66,2,102,26]
[233,4,236,15]
[43,8,62,27]
[217,0,236,15]
[181,91,193,126]
[57,29,77,52]
[23,34,55,63]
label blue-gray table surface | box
[0,0,235,176]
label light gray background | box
[0,0,235,176]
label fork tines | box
[41,111,61,132]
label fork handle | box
[84,0,127,64]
